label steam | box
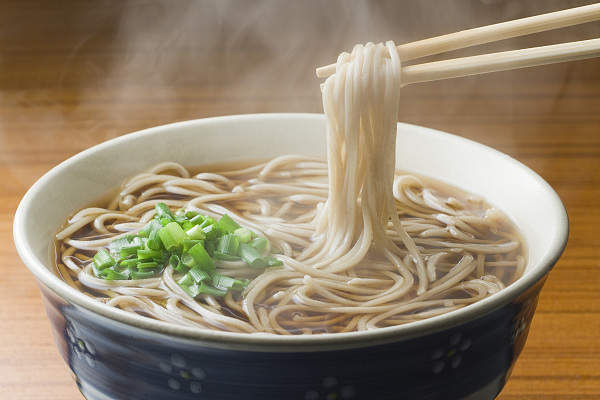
[2,0,598,172]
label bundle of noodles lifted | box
[55,42,525,334]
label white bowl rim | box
[13,113,569,350]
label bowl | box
[13,114,568,400]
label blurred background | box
[1,0,599,399]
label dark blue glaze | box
[39,278,545,400]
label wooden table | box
[1,1,599,399]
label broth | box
[54,157,525,334]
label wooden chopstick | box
[401,37,600,85]
[316,3,600,78]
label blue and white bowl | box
[13,114,568,400]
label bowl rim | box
[13,113,569,350]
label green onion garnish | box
[158,222,188,251]
[217,234,240,256]
[137,261,159,270]
[186,225,206,240]
[93,249,116,270]
[234,227,253,244]
[155,203,174,221]
[250,237,268,254]
[187,243,214,271]
[131,271,156,280]
[188,267,211,284]
[217,214,241,234]
[89,202,279,297]
[137,249,163,261]
[239,243,267,268]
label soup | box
[54,158,525,334]
[54,41,525,334]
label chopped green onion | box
[250,237,268,254]
[217,234,240,256]
[204,239,216,257]
[187,243,214,271]
[174,209,187,223]
[186,225,206,240]
[181,284,200,298]
[147,227,164,250]
[198,283,227,297]
[199,216,216,228]
[131,271,156,280]
[99,268,129,280]
[234,227,253,243]
[188,268,210,284]
[218,214,241,234]
[140,219,161,238]
[155,203,174,221]
[168,254,180,265]
[178,273,194,287]
[119,258,139,268]
[239,243,267,268]
[181,253,196,268]
[201,223,219,240]
[137,261,159,269]
[213,252,241,261]
[265,256,283,267]
[158,222,188,251]
[137,249,163,261]
[180,282,226,297]
[189,214,205,225]
[212,274,247,291]
[181,221,194,231]
[159,217,172,226]
[183,239,201,253]
[120,242,143,258]
[93,249,116,270]
[92,207,279,288]
[108,236,133,257]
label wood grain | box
[1,1,599,399]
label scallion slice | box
[137,249,163,261]
[178,273,194,287]
[131,271,156,280]
[250,237,268,254]
[217,214,241,234]
[213,252,241,261]
[137,261,159,270]
[186,225,206,240]
[265,256,283,267]
[155,203,174,221]
[188,268,210,284]
[189,214,204,225]
[197,283,227,297]
[119,258,139,268]
[234,227,253,244]
[93,249,116,270]
[99,268,129,280]
[212,274,247,291]
[239,243,267,268]
[217,234,240,256]
[158,222,188,251]
[187,243,214,271]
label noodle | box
[54,42,525,334]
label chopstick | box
[402,37,600,85]
[315,3,600,79]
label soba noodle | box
[55,42,525,334]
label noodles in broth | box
[55,42,525,334]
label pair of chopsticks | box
[315,3,600,84]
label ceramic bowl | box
[13,114,568,400]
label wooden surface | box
[1,1,599,399]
